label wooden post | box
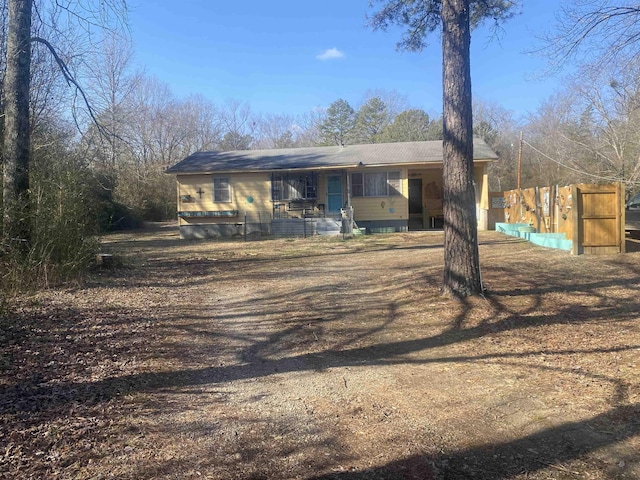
[572,184,580,255]
[517,131,523,191]
[517,131,523,222]
[619,182,625,253]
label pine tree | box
[368,0,520,297]
[353,97,389,144]
[319,99,356,146]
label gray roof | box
[166,138,498,174]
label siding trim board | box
[178,210,239,218]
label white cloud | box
[316,48,345,61]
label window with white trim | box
[213,177,231,202]
[351,171,402,197]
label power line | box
[521,139,631,184]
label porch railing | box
[273,199,326,219]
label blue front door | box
[327,175,343,213]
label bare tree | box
[113,76,181,219]
[180,94,223,153]
[218,99,256,151]
[29,1,76,133]
[254,113,297,149]
[2,0,128,250]
[579,65,640,192]
[544,1,640,71]
[85,32,140,172]
[295,108,325,147]
[523,63,640,194]
[96,77,227,220]
[473,99,520,191]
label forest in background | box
[2,0,640,293]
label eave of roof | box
[165,138,498,175]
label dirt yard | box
[1,224,639,479]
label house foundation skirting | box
[179,222,266,239]
[179,217,344,239]
[357,220,408,233]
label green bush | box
[1,143,101,290]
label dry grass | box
[1,223,639,479]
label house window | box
[387,171,401,196]
[271,172,317,200]
[351,173,364,197]
[213,177,231,202]
[351,171,402,197]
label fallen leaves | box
[1,227,639,479]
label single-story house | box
[165,139,498,239]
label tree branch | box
[31,35,109,138]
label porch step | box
[315,218,342,236]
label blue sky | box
[128,1,565,119]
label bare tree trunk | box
[441,0,482,297]
[2,0,32,248]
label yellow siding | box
[474,163,489,210]
[177,172,271,225]
[174,164,489,226]
[351,168,409,221]
[177,174,213,212]
[231,172,272,213]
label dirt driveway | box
[1,225,639,479]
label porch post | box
[346,169,353,234]
[345,169,351,209]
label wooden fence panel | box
[501,186,567,234]
[575,184,624,255]
[556,186,574,241]
[494,182,624,255]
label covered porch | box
[407,168,445,231]
[270,169,348,220]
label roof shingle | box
[166,138,497,174]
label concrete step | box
[495,222,572,252]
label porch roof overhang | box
[166,138,498,175]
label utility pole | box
[517,131,523,221]
[517,131,523,191]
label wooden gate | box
[574,183,625,255]
[494,182,625,255]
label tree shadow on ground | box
[3,231,640,478]
[310,402,640,479]
[3,271,639,414]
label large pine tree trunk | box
[2,0,32,248]
[441,0,482,297]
